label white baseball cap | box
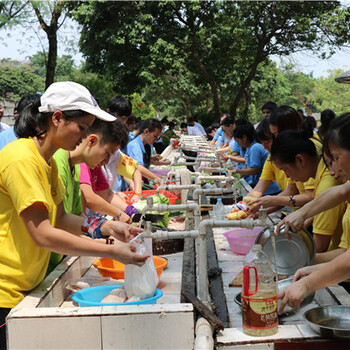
[38,81,116,122]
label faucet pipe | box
[141,197,201,229]
[195,175,235,186]
[192,187,234,203]
[156,183,200,194]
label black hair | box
[187,116,196,124]
[302,116,317,131]
[180,122,187,129]
[107,96,132,118]
[87,118,129,149]
[211,121,220,129]
[126,113,137,126]
[221,116,236,127]
[234,118,249,127]
[319,109,336,138]
[140,118,162,134]
[168,121,175,129]
[262,101,277,112]
[269,105,304,132]
[323,113,350,159]
[270,128,317,164]
[233,122,255,143]
[15,98,89,138]
[256,118,273,142]
[161,116,169,125]
[17,93,41,114]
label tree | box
[0,65,44,98]
[0,1,30,29]
[313,69,350,115]
[74,1,350,119]
[28,51,75,79]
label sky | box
[0,14,349,79]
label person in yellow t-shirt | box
[270,128,346,254]
[274,113,350,313]
[0,82,147,350]
[247,116,314,216]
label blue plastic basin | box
[72,284,163,307]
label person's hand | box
[111,241,149,266]
[221,154,229,161]
[117,192,127,200]
[293,266,314,282]
[303,216,314,228]
[160,159,171,165]
[101,221,143,242]
[131,194,141,202]
[277,278,312,314]
[275,210,307,238]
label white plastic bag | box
[124,238,159,299]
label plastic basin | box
[93,256,168,280]
[72,284,163,307]
[224,228,263,255]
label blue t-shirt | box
[0,126,17,151]
[126,135,150,168]
[213,127,223,141]
[128,132,136,141]
[244,140,268,187]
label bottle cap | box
[217,198,222,202]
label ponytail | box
[14,99,51,138]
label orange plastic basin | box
[93,256,168,280]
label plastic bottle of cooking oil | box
[241,244,278,336]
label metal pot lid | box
[255,229,311,276]
[335,71,350,84]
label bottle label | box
[241,295,278,329]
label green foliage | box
[313,70,350,115]
[0,65,44,98]
[128,93,156,119]
[28,52,75,78]
[73,0,350,120]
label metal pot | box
[304,306,350,339]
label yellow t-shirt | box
[0,138,65,308]
[260,154,289,191]
[339,202,350,250]
[312,159,346,251]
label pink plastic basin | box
[223,228,263,255]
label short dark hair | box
[262,101,277,112]
[233,122,255,143]
[107,96,132,118]
[87,118,129,149]
[141,118,162,133]
[126,113,137,126]
[187,116,196,124]
[180,122,187,129]
[221,116,235,127]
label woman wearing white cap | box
[0,82,148,349]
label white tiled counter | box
[7,253,194,349]
[213,226,350,349]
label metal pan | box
[255,226,315,276]
[304,306,350,339]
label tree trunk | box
[229,57,261,118]
[45,27,58,89]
